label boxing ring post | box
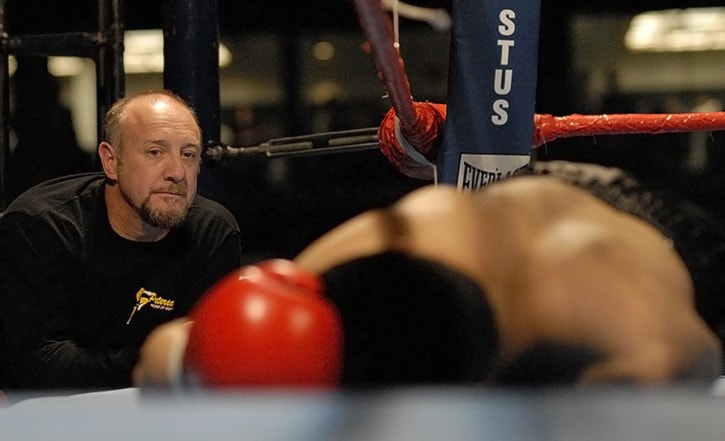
[96,0,126,146]
[0,0,125,210]
[162,0,224,202]
[438,0,541,189]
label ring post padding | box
[439,0,540,190]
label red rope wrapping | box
[533,112,725,147]
[378,102,447,180]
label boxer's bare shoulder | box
[295,207,395,273]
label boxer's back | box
[297,179,720,383]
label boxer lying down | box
[134,160,725,388]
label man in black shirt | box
[0,90,242,391]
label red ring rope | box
[533,113,725,147]
[352,0,417,132]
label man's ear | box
[98,141,118,180]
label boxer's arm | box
[133,318,192,388]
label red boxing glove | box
[184,259,343,388]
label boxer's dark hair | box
[321,251,498,387]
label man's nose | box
[164,154,186,182]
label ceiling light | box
[48,56,88,76]
[124,29,232,73]
[7,29,232,77]
[312,41,336,61]
[625,7,725,52]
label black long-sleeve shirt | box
[0,173,242,391]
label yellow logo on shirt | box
[126,288,175,325]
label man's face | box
[113,97,202,230]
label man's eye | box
[183,151,199,160]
